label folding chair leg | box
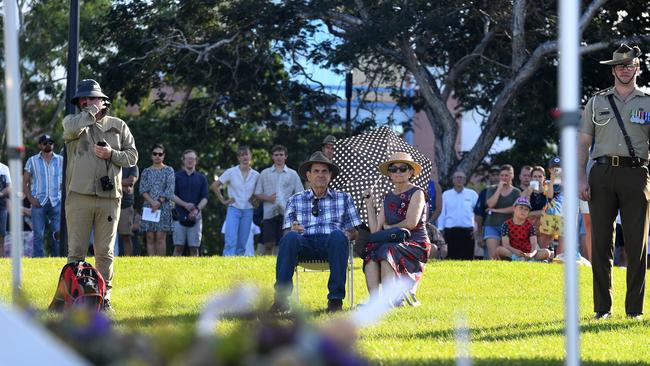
[348,240,354,308]
[295,267,300,304]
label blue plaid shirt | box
[283,189,361,235]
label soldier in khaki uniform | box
[579,44,649,320]
[63,79,138,310]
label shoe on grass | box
[102,299,113,312]
[594,311,611,320]
[626,313,643,320]
[270,300,290,315]
[327,299,343,313]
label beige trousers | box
[66,191,120,298]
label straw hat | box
[298,151,340,180]
[599,44,642,65]
[378,152,423,177]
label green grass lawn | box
[1,257,649,365]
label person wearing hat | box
[495,197,552,261]
[321,135,337,160]
[63,79,138,310]
[23,134,63,257]
[272,151,361,313]
[579,44,650,320]
[362,152,431,306]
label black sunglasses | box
[41,141,54,146]
[312,197,320,217]
[387,164,410,173]
[152,152,164,157]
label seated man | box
[496,197,552,262]
[272,151,361,313]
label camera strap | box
[607,94,636,158]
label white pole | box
[558,1,580,366]
[3,0,25,304]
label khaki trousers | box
[588,163,649,314]
[66,191,120,298]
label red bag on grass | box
[49,261,106,312]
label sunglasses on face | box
[312,197,320,217]
[387,164,410,173]
[152,152,164,157]
[41,141,54,146]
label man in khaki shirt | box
[578,44,650,320]
[63,79,138,310]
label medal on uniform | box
[630,109,649,124]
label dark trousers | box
[589,164,649,314]
[444,227,475,260]
[275,230,348,300]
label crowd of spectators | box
[0,131,597,266]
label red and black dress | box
[362,186,431,283]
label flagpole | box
[558,1,581,365]
[3,0,25,304]
[60,0,80,257]
[345,71,353,137]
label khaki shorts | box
[117,206,134,235]
[539,214,563,238]
[173,218,202,248]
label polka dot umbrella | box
[330,126,432,224]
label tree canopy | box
[279,0,650,185]
[2,1,650,250]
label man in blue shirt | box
[24,134,63,257]
[273,151,361,313]
[172,149,209,256]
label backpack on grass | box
[49,261,106,312]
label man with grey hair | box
[438,171,478,259]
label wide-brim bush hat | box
[71,79,110,105]
[599,44,642,65]
[299,151,340,180]
[378,152,423,177]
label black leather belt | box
[594,156,648,167]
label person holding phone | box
[521,165,548,228]
[63,79,138,311]
[538,157,564,254]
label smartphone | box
[97,141,107,147]
[530,180,540,191]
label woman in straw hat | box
[362,152,431,306]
